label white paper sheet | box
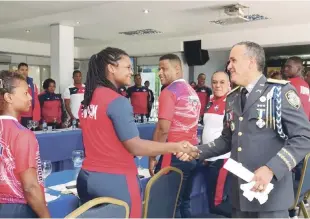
[223,158,254,182]
[223,158,274,205]
[45,193,60,202]
[48,184,66,192]
[48,180,76,192]
[138,168,150,178]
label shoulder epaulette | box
[227,86,240,96]
[267,78,290,85]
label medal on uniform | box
[230,121,235,131]
[256,108,265,128]
[259,96,266,102]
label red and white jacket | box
[202,94,230,161]
[289,77,310,120]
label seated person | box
[0,70,50,218]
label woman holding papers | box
[0,71,50,218]
[77,47,199,218]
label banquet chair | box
[289,153,310,218]
[65,197,129,218]
[143,166,183,218]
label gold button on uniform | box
[238,132,242,136]
[237,147,242,152]
[239,117,243,121]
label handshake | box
[149,141,201,176]
[173,141,201,162]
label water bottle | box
[72,119,77,130]
[42,120,47,132]
[143,115,147,123]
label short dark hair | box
[18,62,28,69]
[43,78,56,90]
[73,70,81,77]
[288,56,303,66]
[134,74,141,79]
[144,80,150,84]
[159,54,181,65]
[198,73,205,78]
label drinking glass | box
[27,120,33,130]
[42,160,52,190]
[53,118,57,130]
[32,121,39,131]
[72,150,84,179]
[136,156,143,170]
[63,118,70,128]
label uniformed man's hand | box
[174,141,201,162]
[251,166,274,192]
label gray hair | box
[234,41,265,72]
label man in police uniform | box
[195,41,310,218]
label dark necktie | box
[241,88,248,112]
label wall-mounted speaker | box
[183,40,209,66]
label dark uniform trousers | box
[232,208,288,218]
[198,76,310,218]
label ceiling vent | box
[210,4,268,25]
[119,29,162,36]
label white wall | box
[78,60,89,83]
[0,64,8,71]
[0,38,79,58]
[193,50,229,87]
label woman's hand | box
[174,141,201,161]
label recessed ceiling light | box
[143,9,149,14]
[76,21,80,24]
[25,30,30,33]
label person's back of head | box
[0,70,30,117]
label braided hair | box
[83,47,129,109]
[0,70,26,114]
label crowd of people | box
[0,40,310,218]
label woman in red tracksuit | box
[39,78,66,129]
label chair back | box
[291,153,310,209]
[65,197,130,218]
[143,166,183,218]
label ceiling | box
[1,1,310,47]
